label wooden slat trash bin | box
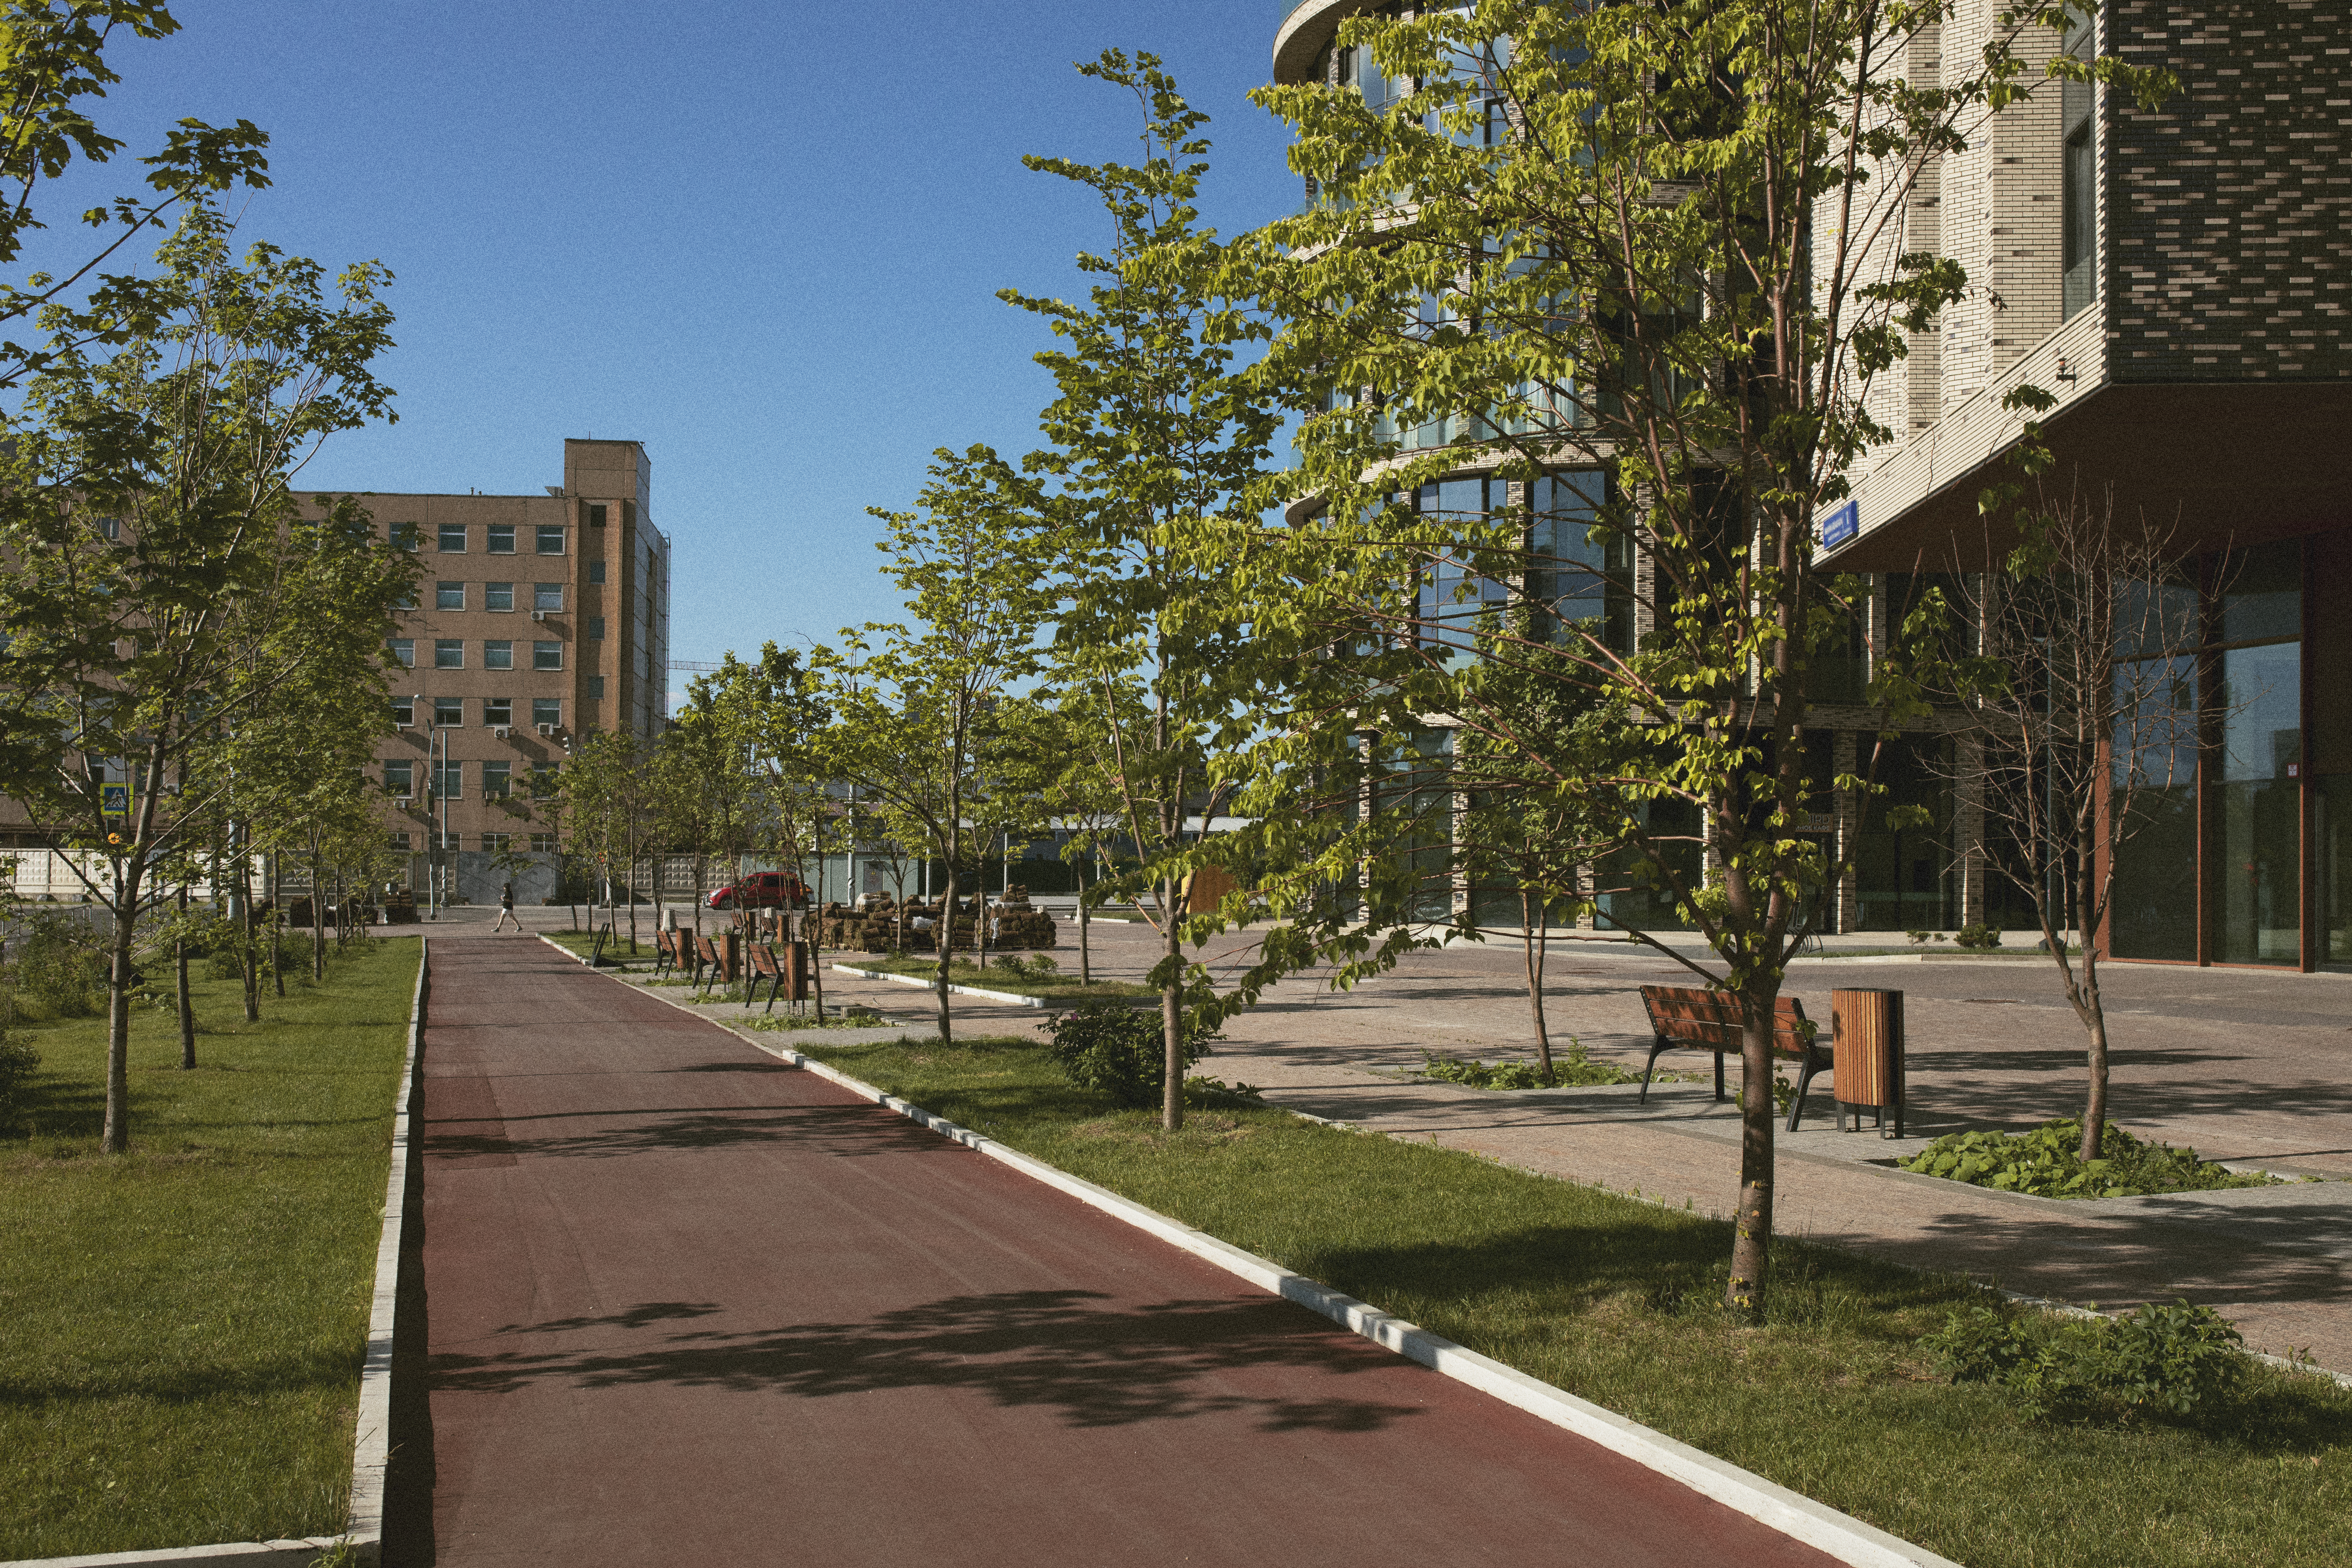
[1830,988,1905,1137]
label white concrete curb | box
[2,938,430,1568]
[830,963,1049,1009]
[595,961,1958,1568]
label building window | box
[488,523,515,554]
[392,696,414,726]
[589,559,607,584]
[482,762,512,799]
[484,639,514,670]
[392,583,417,609]
[433,697,464,727]
[532,697,562,729]
[388,638,415,667]
[485,581,514,612]
[390,522,419,552]
[535,525,566,555]
[530,764,559,798]
[534,582,564,612]
[438,523,467,552]
[530,832,557,853]
[434,639,464,669]
[483,831,512,854]
[436,581,465,610]
[432,761,463,798]
[2061,9,2096,322]
[388,832,412,851]
[533,640,564,671]
[385,759,414,796]
[588,617,606,641]
[586,674,607,698]
[1530,472,1633,654]
[587,503,608,528]
[485,697,513,727]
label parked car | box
[706,871,807,910]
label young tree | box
[815,446,1052,1042]
[0,206,400,1153]
[1008,52,1296,1130]
[1226,1,2174,1310]
[558,728,658,953]
[1926,494,2208,1162]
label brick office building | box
[1266,1,2351,964]
[1825,1,2352,969]
[349,438,672,906]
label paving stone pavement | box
[687,909,2352,1376]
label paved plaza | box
[787,911,2352,1374]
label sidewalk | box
[831,915,2352,1375]
[400,925,1848,1567]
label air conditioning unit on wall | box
[536,722,555,736]
[531,610,548,622]
[493,725,511,739]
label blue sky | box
[53,0,1306,707]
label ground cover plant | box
[1419,1037,1704,1090]
[796,1032,2352,1568]
[0,938,419,1560]
[1897,1120,2277,1199]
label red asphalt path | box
[399,933,1843,1568]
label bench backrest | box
[747,942,779,977]
[696,935,721,965]
[1639,985,1818,1060]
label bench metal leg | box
[1787,1056,1827,1133]
[1714,1051,1727,1103]
[1639,1038,1670,1105]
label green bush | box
[1927,1300,2247,1422]
[0,1011,36,1122]
[1897,1118,2276,1198]
[1044,1003,1216,1108]
[1421,1037,1684,1090]
[1953,922,2002,949]
[7,912,106,1018]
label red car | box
[706,871,807,910]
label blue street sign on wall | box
[1820,500,1859,549]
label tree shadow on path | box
[431,1288,1426,1435]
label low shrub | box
[1926,1299,2248,1422]
[1897,1118,2276,1198]
[1421,1036,1688,1090]
[0,1024,36,1122]
[1953,922,2002,950]
[1181,1074,1264,1108]
[7,912,106,1018]
[1044,1003,1216,1108]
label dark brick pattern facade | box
[2107,0,2352,381]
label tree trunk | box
[310,849,327,981]
[101,890,136,1154]
[271,905,285,997]
[626,856,640,952]
[933,861,957,1043]
[1076,850,1092,986]
[1723,996,1776,1319]
[1161,876,1185,1132]
[236,834,260,1022]
[1523,888,1552,1079]
[176,883,196,1070]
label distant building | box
[326,437,672,906]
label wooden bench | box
[692,934,725,999]
[743,941,808,1014]
[652,929,680,976]
[1637,985,1832,1132]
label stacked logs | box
[813,888,1058,953]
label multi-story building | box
[1266,0,2351,967]
[340,438,671,906]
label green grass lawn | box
[798,1032,2352,1568]
[0,939,419,1560]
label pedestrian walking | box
[492,880,523,933]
